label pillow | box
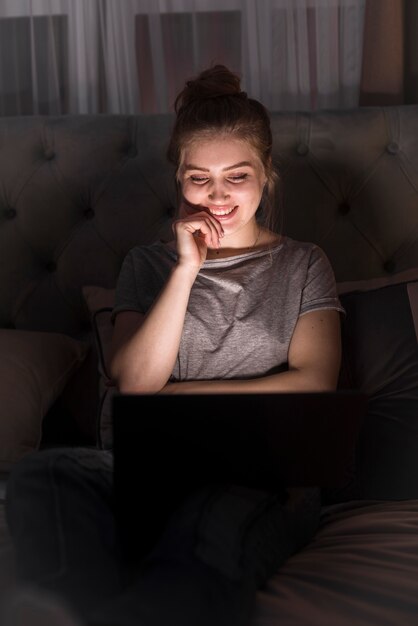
[82,286,116,450]
[82,285,115,381]
[0,329,89,472]
[335,268,418,501]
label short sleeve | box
[300,246,345,316]
[111,251,144,322]
[111,243,175,323]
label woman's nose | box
[208,182,229,202]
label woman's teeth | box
[209,206,236,216]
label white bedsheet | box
[254,499,418,626]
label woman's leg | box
[90,484,321,626]
[5,447,123,620]
[7,447,321,626]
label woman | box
[111,65,342,396]
[5,65,344,626]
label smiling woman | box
[167,64,280,238]
[175,137,272,258]
[110,65,343,396]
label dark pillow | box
[82,286,116,450]
[0,329,89,471]
[336,270,418,500]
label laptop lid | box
[112,391,366,562]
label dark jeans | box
[6,447,320,626]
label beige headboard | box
[1,106,418,337]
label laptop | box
[112,391,366,564]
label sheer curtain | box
[0,0,366,116]
[359,0,409,106]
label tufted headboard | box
[1,106,418,449]
[1,106,418,337]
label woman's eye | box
[229,174,248,182]
[189,173,248,184]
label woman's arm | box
[110,263,197,393]
[158,309,342,394]
[110,208,224,394]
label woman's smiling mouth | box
[207,205,238,219]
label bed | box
[0,106,417,624]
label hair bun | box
[175,64,246,112]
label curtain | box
[359,0,404,105]
[0,0,366,116]
[404,0,418,103]
[359,0,418,106]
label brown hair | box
[167,65,280,232]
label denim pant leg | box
[5,447,123,619]
[90,484,321,626]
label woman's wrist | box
[172,260,200,285]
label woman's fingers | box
[177,196,225,249]
[175,212,224,249]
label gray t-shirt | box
[112,237,345,382]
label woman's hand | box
[173,197,224,268]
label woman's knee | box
[6,447,113,522]
[6,449,68,503]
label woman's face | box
[178,136,267,245]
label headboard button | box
[383,259,396,273]
[296,143,309,156]
[386,142,399,155]
[46,261,57,272]
[45,149,56,160]
[4,207,16,219]
[338,201,350,215]
[83,208,95,219]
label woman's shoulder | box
[126,239,176,262]
[273,237,333,278]
[281,236,320,252]
[274,236,325,260]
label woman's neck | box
[206,227,280,259]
